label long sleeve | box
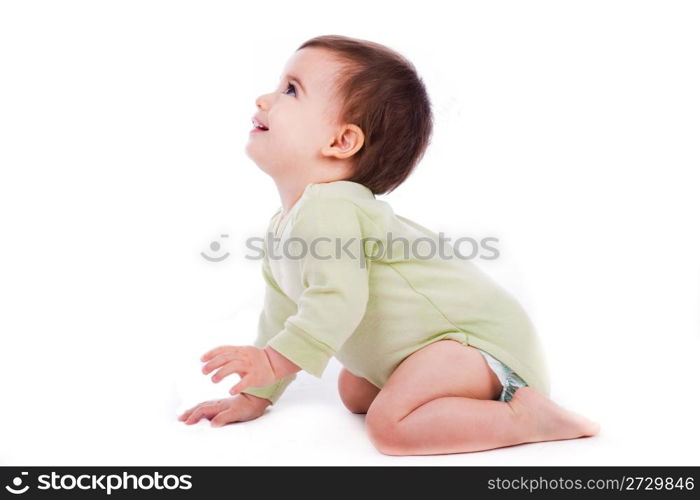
[265,197,373,378]
[240,231,300,405]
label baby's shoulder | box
[290,188,384,238]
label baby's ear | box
[323,124,364,159]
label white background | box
[1,0,698,465]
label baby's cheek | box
[285,124,320,150]
[279,135,313,162]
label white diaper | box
[476,348,528,402]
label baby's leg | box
[365,340,600,456]
[338,368,381,414]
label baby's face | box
[246,47,347,178]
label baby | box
[178,34,600,455]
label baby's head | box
[246,35,433,195]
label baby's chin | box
[244,150,292,178]
[244,137,270,163]
[245,143,309,176]
[244,150,272,175]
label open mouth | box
[252,118,269,131]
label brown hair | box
[297,35,433,196]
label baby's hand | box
[200,345,276,395]
[178,393,271,427]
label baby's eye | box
[283,82,297,97]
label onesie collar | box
[309,180,376,199]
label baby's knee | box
[337,368,380,414]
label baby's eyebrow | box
[280,73,307,95]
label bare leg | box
[365,340,600,456]
[337,367,381,414]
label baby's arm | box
[183,197,372,427]
[239,228,302,404]
[257,197,372,380]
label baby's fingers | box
[230,374,253,395]
[201,345,239,362]
[181,401,226,425]
[178,403,203,421]
[210,408,243,427]
[202,353,239,376]
[211,360,245,384]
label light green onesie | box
[242,180,551,404]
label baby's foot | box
[508,386,601,443]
